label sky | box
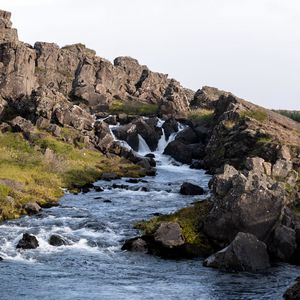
[1,0,299,109]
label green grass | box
[256,136,273,144]
[134,201,214,255]
[187,108,215,122]
[275,110,300,123]
[109,100,159,116]
[241,109,268,122]
[0,130,144,222]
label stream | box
[0,120,299,300]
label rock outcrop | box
[203,232,270,272]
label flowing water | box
[0,122,299,300]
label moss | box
[188,108,214,123]
[0,130,144,222]
[241,109,268,123]
[256,136,273,144]
[109,100,159,116]
[135,201,214,254]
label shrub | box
[109,100,159,116]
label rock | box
[164,140,205,164]
[272,159,293,178]
[154,222,185,248]
[16,233,39,250]
[48,234,69,246]
[269,225,297,262]
[175,127,198,144]
[284,278,300,300]
[0,256,3,261]
[113,117,162,152]
[162,117,178,139]
[126,178,141,184]
[190,86,229,109]
[23,202,41,215]
[94,186,104,192]
[103,115,117,125]
[180,182,205,195]
[145,153,155,159]
[203,232,270,272]
[121,237,148,253]
[203,160,286,244]
[10,116,34,137]
[100,172,120,181]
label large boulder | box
[203,159,287,244]
[268,225,297,262]
[180,182,205,195]
[164,140,205,164]
[162,117,178,140]
[16,233,39,250]
[203,232,270,272]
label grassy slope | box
[0,130,144,222]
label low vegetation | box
[0,130,144,222]
[187,108,215,122]
[275,110,300,123]
[134,201,214,255]
[109,100,159,116]
[241,109,268,122]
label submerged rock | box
[180,182,205,195]
[49,234,70,247]
[203,232,270,272]
[16,233,39,250]
[0,256,3,261]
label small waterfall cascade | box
[138,134,151,154]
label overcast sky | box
[1,0,299,109]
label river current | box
[0,121,299,300]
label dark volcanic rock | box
[122,237,148,253]
[180,182,205,195]
[284,278,300,300]
[203,160,287,244]
[203,232,270,272]
[16,233,39,250]
[162,117,178,140]
[49,234,69,247]
[0,256,3,261]
[269,225,297,262]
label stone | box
[162,117,179,139]
[203,232,270,272]
[272,159,293,178]
[10,116,34,135]
[16,233,39,250]
[180,182,205,195]
[0,256,3,261]
[121,237,148,253]
[48,234,69,247]
[284,278,300,300]
[23,202,41,215]
[203,162,286,243]
[269,225,297,262]
[154,222,185,248]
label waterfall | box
[138,134,151,154]
[156,129,168,154]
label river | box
[0,121,299,299]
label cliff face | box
[0,10,193,115]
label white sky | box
[1,0,299,109]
